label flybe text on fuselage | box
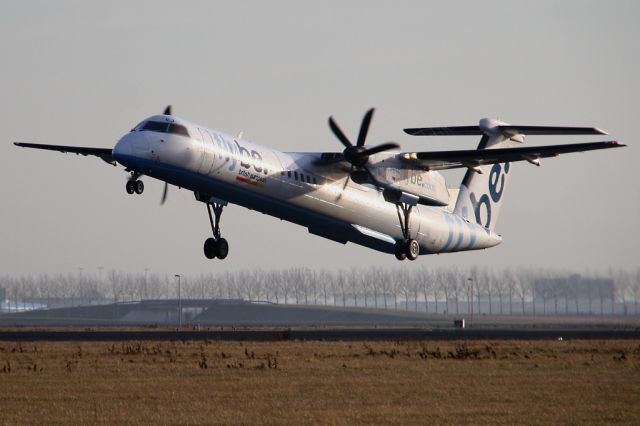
[210,132,268,175]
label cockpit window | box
[135,121,191,137]
[168,123,190,137]
[142,121,170,132]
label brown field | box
[1,339,639,425]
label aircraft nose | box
[112,134,135,165]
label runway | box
[1,328,639,342]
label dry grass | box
[0,339,638,425]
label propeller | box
[327,108,399,197]
[160,182,169,205]
[159,105,173,204]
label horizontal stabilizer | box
[405,125,607,136]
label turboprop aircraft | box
[14,106,624,261]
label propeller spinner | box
[327,108,399,189]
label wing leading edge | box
[400,141,625,171]
[13,142,115,166]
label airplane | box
[14,106,625,261]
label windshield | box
[132,121,190,137]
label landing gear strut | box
[125,171,144,195]
[203,202,229,260]
[394,203,419,261]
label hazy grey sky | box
[1,0,638,276]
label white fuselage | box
[113,115,501,255]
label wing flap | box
[14,142,115,166]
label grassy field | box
[0,339,638,425]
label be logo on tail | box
[459,162,510,230]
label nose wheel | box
[125,171,144,195]
[126,179,144,194]
[203,202,229,260]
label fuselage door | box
[192,128,208,173]
[198,128,216,175]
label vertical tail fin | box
[453,119,517,231]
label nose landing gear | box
[125,171,144,195]
[126,179,144,195]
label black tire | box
[215,238,229,260]
[134,180,144,194]
[406,239,419,261]
[394,241,407,261]
[203,237,217,259]
[126,180,135,194]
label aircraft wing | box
[404,125,607,136]
[399,141,625,171]
[13,142,116,166]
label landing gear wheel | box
[394,241,407,261]
[204,237,217,259]
[214,238,229,260]
[134,180,144,194]
[126,180,135,194]
[406,239,419,261]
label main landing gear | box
[125,172,144,195]
[394,203,419,261]
[203,202,229,260]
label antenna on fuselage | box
[163,105,172,115]
[236,131,244,140]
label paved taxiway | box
[1,328,639,342]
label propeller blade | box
[328,117,353,148]
[363,165,382,190]
[163,105,172,115]
[160,182,169,205]
[356,108,375,147]
[361,142,400,157]
[336,165,353,201]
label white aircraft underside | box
[14,106,625,261]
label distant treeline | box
[1,267,639,316]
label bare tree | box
[316,270,331,305]
[631,269,640,315]
[416,267,434,313]
[493,270,507,315]
[348,268,360,307]
[513,268,528,315]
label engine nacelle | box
[379,167,449,206]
